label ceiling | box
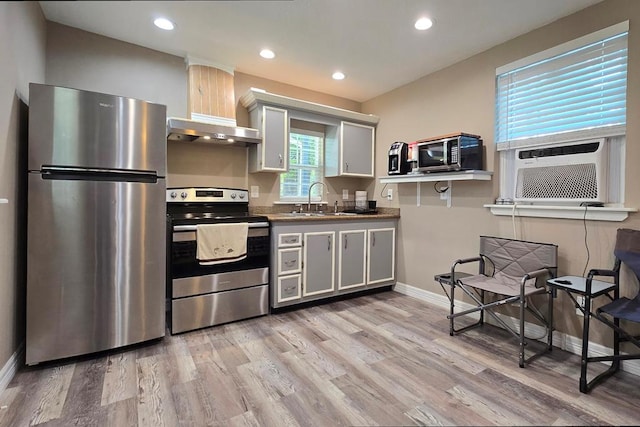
[39,0,603,103]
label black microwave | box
[416,133,483,173]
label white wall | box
[0,1,46,373]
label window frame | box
[493,21,629,211]
[495,21,628,151]
[279,127,325,203]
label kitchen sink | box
[284,212,325,217]
[283,211,358,217]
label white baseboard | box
[393,282,640,377]
[0,343,23,394]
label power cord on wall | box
[511,202,518,240]
[379,183,388,198]
[433,181,449,193]
[580,203,592,276]
[579,202,602,276]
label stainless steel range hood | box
[166,117,261,146]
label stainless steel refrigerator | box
[26,84,167,365]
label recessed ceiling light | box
[332,71,345,80]
[414,17,433,31]
[154,17,175,31]
[260,49,275,59]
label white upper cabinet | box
[247,105,288,173]
[325,121,375,177]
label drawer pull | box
[284,260,296,266]
[284,285,296,292]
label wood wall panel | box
[188,65,236,120]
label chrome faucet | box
[308,181,325,212]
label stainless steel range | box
[167,187,270,334]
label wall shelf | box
[485,204,636,222]
[378,170,493,207]
[378,170,492,184]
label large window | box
[495,22,628,206]
[280,128,324,201]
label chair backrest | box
[614,228,640,300]
[480,236,558,279]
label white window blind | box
[495,22,628,151]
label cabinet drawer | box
[279,233,302,247]
[278,247,301,275]
[278,274,301,302]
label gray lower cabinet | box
[367,228,395,284]
[302,231,335,296]
[271,219,397,308]
[277,274,301,302]
[338,229,367,290]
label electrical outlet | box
[387,188,393,201]
[342,189,349,200]
[250,185,259,198]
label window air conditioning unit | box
[514,139,607,204]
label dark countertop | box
[266,211,400,223]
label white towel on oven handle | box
[196,223,248,265]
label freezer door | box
[28,83,167,175]
[26,174,167,365]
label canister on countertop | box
[355,191,367,211]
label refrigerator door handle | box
[41,166,159,183]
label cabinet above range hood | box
[166,117,261,147]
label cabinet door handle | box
[372,232,376,247]
[345,162,349,172]
[279,154,283,164]
[344,235,348,250]
[328,236,331,251]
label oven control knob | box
[180,192,188,199]
[170,191,177,199]
[239,193,245,199]
[231,193,237,199]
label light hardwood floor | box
[1,291,638,426]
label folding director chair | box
[440,236,558,367]
[579,228,640,393]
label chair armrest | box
[520,267,555,289]
[451,256,484,277]
[585,268,618,295]
[451,256,483,277]
[587,268,617,278]
[453,256,483,267]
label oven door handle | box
[173,222,269,232]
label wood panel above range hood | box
[187,65,236,122]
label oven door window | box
[171,231,269,278]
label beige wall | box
[0,2,46,370]
[363,0,640,345]
[46,22,187,117]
